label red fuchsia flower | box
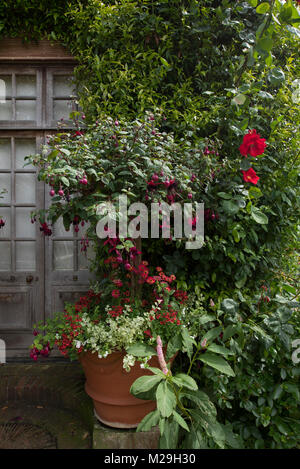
[0,218,5,228]
[40,222,52,236]
[163,178,176,189]
[242,167,260,185]
[49,189,55,197]
[239,129,267,157]
[72,131,84,137]
[187,193,193,199]
[156,336,169,376]
[190,173,196,182]
[147,180,159,190]
[58,189,64,197]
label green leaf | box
[251,206,268,224]
[257,37,273,52]
[172,373,198,391]
[232,228,240,243]
[222,200,240,215]
[199,352,235,377]
[60,148,71,156]
[198,314,215,325]
[126,343,157,357]
[136,409,160,432]
[249,186,263,199]
[256,2,270,14]
[217,192,232,200]
[240,158,252,171]
[181,389,217,417]
[172,411,190,432]
[61,176,70,187]
[130,373,163,396]
[282,284,297,295]
[181,327,195,360]
[201,326,223,343]
[159,419,179,449]
[160,57,171,69]
[207,344,233,356]
[223,325,239,341]
[166,333,182,361]
[221,298,238,314]
[231,94,246,106]
[267,67,285,86]
[156,381,176,418]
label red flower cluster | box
[55,312,83,356]
[174,290,188,304]
[240,129,267,185]
[239,129,267,157]
[30,342,50,361]
[74,290,102,313]
[150,304,181,326]
[107,305,124,317]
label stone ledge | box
[93,418,160,450]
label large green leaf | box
[181,390,217,417]
[256,2,270,14]
[172,373,198,391]
[172,411,190,432]
[156,381,176,418]
[251,206,268,224]
[130,373,163,396]
[159,419,179,449]
[207,343,233,356]
[199,352,235,377]
[137,409,160,432]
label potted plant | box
[31,261,189,427]
[28,113,211,427]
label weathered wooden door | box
[0,64,92,358]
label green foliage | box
[131,326,243,449]
[2,0,299,450]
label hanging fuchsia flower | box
[242,167,260,185]
[239,129,267,157]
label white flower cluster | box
[75,307,153,370]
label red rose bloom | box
[239,129,267,157]
[242,168,260,185]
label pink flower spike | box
[156,336,170,376]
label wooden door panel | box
[0,286,33,329]
[0,133,44,357]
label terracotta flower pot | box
[79,349,175,429]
